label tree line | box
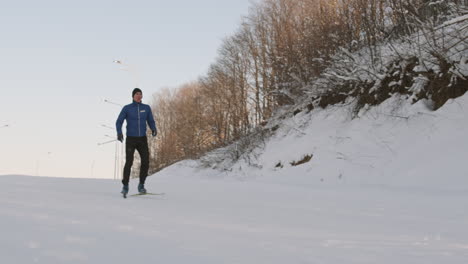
[148,0,467,173]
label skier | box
[116,88,157,197]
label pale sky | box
[0,0,253,178]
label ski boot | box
[121,184,129,198]
[138,183,147,194]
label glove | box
[117,134,123,142]
[152,130,157,137]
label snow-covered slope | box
[2,92,467,263]
[188,93,468,191]
[260,93,468,189]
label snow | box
[315,15,467,97]
[439,14,468,28]
[2,91,468,263]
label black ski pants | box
[122,136,149,186]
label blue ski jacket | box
[116,101,157,137]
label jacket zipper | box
[137,104,141,136]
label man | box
[116,88,157,195]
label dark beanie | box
[132,88,142,97]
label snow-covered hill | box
[2,92,468,263]
[187,92,468,189]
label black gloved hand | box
[152,130,157,137]
[118,134,123,142]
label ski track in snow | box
[1,172,468,263]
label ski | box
[129,192,165,197]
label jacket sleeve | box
[116,106,127,136]
[147,106,157,133]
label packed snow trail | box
[1,173,468,264]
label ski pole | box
[97,139,118,146]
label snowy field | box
[1,93,468,263]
